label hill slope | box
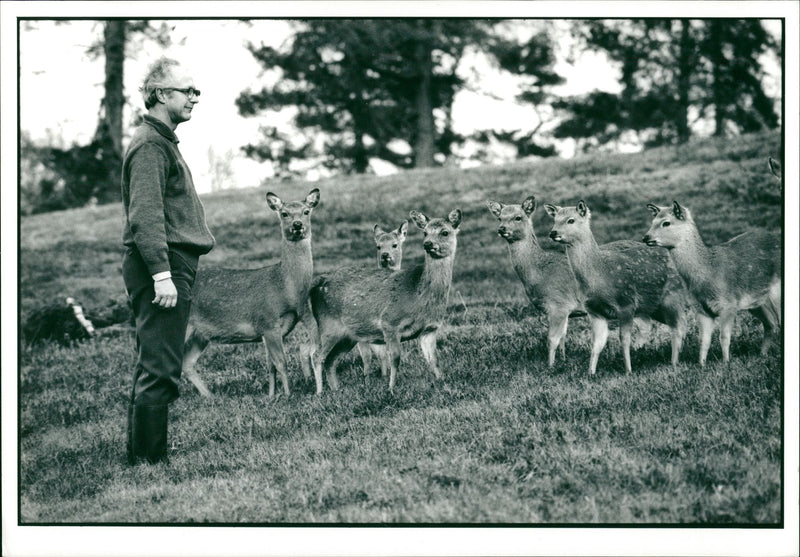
[17,130,784,525]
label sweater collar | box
[142,114,180,144]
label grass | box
[17,130,784,524]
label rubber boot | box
[127,404,169,465]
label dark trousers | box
[122,247,198,406]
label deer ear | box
[373,224,384,240]
[672,201,687,221]
[266,192,283,211]
[543,204,559,219]
[397,220,408,240]
[577,200,589,217]
[448,209,462,229]
[647,203,660,217]
[769,157,781,179]
[521,196,536,217]
[410,210,428,229]
[305,188,320,208]
[486,200,503,219]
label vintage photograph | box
[2,2,797,556]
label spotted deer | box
[643,201,781,366]
[182,188,320,397]
[357,221,409,377]
[310,209,461,392]
[487,196,585,367]
[294,220,410,381]
[546,201,690,375]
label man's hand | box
[153,277,178,308]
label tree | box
[34,20,172,210]
[554,19,779,150]
[701,19,779,136]
[236,19,495,173]
[478,22,564,158]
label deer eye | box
[303,209,310,215]
[441,230,449,237]
[662,221,671,228]
[567,218,575,224]
[281,212,289,218]
[392,244,398,248]
[515,216,522,221]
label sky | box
[19,18,779,193]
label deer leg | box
[262,331,289,397]
[750,303,779,356]
[297,307,318,380]
[419,331,441,380]
[370,344,390,377]
[547,311,568,368]
[182,332,211,397]
[670,315,687,369]
[697,313,715,367]
[589,317,609,375]
[297,341,313,381]
[383,331,403,391]
[312,335,332,395]
[319,337,357,392]
[718,311,736,365]
[357,342,374,376]
[619,318,634,374]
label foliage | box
[24,20,174,214]
[18,130,783,524]
[483,24,565,157]
[237,19,553,173]
[554,19,779,150]
[19,132,69,215]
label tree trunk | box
[92,20,126,203]
[413,22,436,168]
[708,21,726,137]
[352,129,369,174]
[97,20,126,154]
[676,19,692,144]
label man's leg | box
[123,248,195,464]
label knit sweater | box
[122,115,215,275]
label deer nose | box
[549,230,558,239]
[423,240,434,250]
[498,225,506,235]
[642,234,650,243]
[381,252,390,260]
[292,220,303,230]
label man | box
[121,57,215,464]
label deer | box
[293,220,410,382]
[642,200,781,367]
[181,188,321,398]
[545,200,690,375]
[309,209,461,393]
[487,196,585,367]
[356,221,409,377]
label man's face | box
[161,66,199,125]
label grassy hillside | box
[18,130,783,524]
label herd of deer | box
[180,159,782,398]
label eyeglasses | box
[161,87,201,99]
